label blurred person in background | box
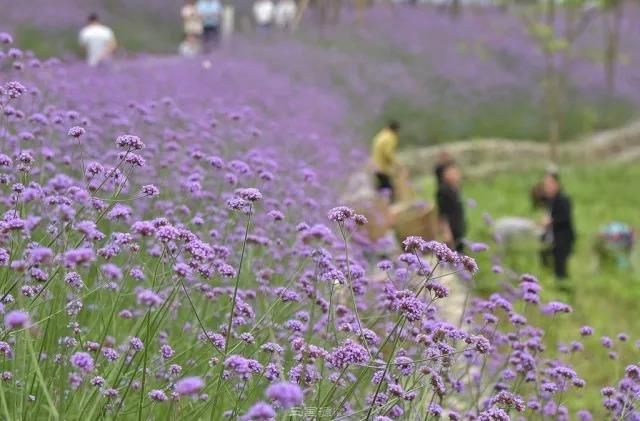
[196,0,222,51]
[434,150,452,184]
[541,172,576,283]
[78,13,116,67]
[253,0,275,30]
[437,161,466,252]
[179,34,201,57]
[182,0,203,39]
[371,121,401,203]
[531,180,555,268]
[274,0,298,29]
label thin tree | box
[602,0,624,95]
[522,0,595,162]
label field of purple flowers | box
[233,5,640,145]
[4,2,640,145]
[2,25,640,420]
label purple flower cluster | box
[265,382,303,409]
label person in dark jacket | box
[542,172,576,279]
[434,150,452,185]
[437,161,466,253]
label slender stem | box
[364,318,407,420]
[138,311,151,421]
[181,280,224,357]
[223,208,252,355]
[27,335,59,419]
[213,207,253,417]
[338,225,371,357]
[0,379,11,421]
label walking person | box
[370,121,400,203]
[541,172,576,282]
[436,161,467,253]
[531,181,554,269]
[274,0,298,29]
[196,0,222,51]
[78,13,116,67]
[434,150,452,184]
[253,0,275,30]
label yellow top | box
[371,128,398,175]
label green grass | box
[423,162,640,414]
[376,93,636,146]
[14,25,80,59]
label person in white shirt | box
[274,0,297,29]
[253,0,275,29]
[78,13,116,67]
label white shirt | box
[253,0,275,26]
[79,24,115,66]
[274,1,297,27]
[179,40,201,58]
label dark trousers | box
[202,25,220,52]
[542,234,573,279]
[374,172,394,202]
[541,247,553,269]
[553,243,572,279]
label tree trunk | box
[318,0,328,26]
[355,0,368,26]
[604,3,623,95]
[451,0,461,18]
[293,0,310,30]
[546,71,561,163]
[544,0,560,162]
[329,0,343,25]
[555,4,577,157]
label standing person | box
[253,0,275,30]
[371,121,400,203]
[78,13,116,67]
[182,0,203,38]
[531,181,554,268]
[542,172,576,281]
[437,161,466,253]
[434,150,452,185]
[274,0,298,29]
[196,0,222,51]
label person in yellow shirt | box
[371,121,400,202]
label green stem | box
[27,335,60,419]
[364,318,407,420]
[213,208,253,418]
[138,311,151,421]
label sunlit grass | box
[423,162,640,413]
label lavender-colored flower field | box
[1,2,640,419]
[237,5,640,143]
[4,2,640,143]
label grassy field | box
[423,162,640,413]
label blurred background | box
[2,0,640,146]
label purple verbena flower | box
[175,376,204,396]
[265,382,303,409]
